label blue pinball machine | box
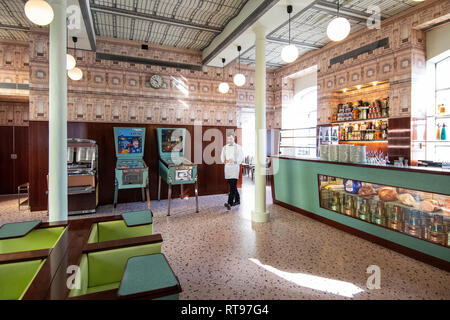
[157,128,198,216]
[113,127,150,209]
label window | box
[434,56,450,162]
[280,86,318,157]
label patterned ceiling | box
[0,0,422,69]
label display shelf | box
[340,140,388,143]
[332,117,389,124]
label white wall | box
[426,23,450,63]
[294,71,317,95]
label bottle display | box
[334,97,389,122]
[339,119,388,141]
[319,174,450,247]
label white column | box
[48,0,68,222]
[252,25,269,223]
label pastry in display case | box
[318,174,450,247]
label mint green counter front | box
[271,156,450,265]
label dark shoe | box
[231,201,240,206]
[224,203,231,210]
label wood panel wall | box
[28,121,236,211]
[0,126,29,194]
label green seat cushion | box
[118,253,178,297]
[87,242,162,288]
[0,220,40,240]
[121,210,152,227]
[0,259,45,300]
[0,227,66,254]
[94,220,152,243]
[154,293,179,300]
[87,223,98,244]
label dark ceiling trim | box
[90,4,222,34]
[96,52,203,71]
[79,0,96,51]
[266,36,321,50]
[202,0,281,65]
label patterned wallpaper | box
[0,0,448,129]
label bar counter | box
[270,156,450,271]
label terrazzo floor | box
[1,177,449,300]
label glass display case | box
[319,174,450,247]
[279,127,317,157]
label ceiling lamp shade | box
[219,82,230,94]
[327,17,351,42]
[281,5,298,63]
[66,54,76,70]
[281,44,298,63]
[24,0,54,26]
[326,1,351,42]
[68,67,83,81]
[218,58,230,94]
[233,73,245,87]
[233,46,246,87]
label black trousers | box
[227,179,240,205]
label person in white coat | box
[220,132,244,210]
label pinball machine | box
[113,127,150,209]
[156,128,198,216]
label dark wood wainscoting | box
[0,126,29,195]
[29,121,236,211]
[388,117,411,162]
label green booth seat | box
[0,226,66,255]
[0,259,46,300]
[88,211,153,244]
[68,240,162,298]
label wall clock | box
[149,74,164,89]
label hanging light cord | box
[337,0,340,17]
[288,6,291,45]
[222,58,225,80]
[237,45,241,73]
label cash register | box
[157,128,198,216]
[113,127,150,209]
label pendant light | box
[218,58,230,94]
[281,5,298,63]
[68,37,83,81]
[24,0,54,26]
[66,35,76,70]
[233,46,246,87]
[326,0,351,42]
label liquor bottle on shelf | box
[436,124,441,141]
[441,124,447,141]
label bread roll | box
[378,187,398,201]
[397,193,416,207]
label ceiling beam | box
[79,0,97,51]
[313,1,386,23]
[90,4,222,34]
[266,36,321,50]
[0,24,29,32]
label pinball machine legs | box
[158,175,161,201]
[195,179,199,213]
[113,178,118,209]
[167,183,172,216]
[180,184,184,199]
[145,177,150,211]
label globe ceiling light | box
[24,0,54,26]
[281,44,299,63]
[68,67,83,81]
[233,45,246,87]
[327,16,351,42]
[219,82,230,94]
[66,54,76,70]
[233,73,246,87]
[281,5,298,63]
[218,58,229,94]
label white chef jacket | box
[220,142,244,179]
